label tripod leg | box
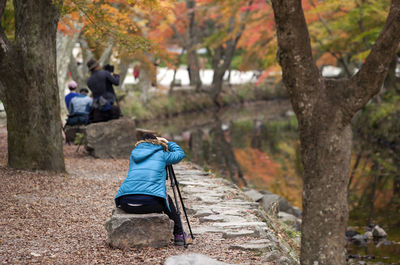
[169,166,195,240]
[168,166,188,248]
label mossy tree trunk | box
[0,0,65,172]
[271,0,400,264]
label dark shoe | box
[174,232,193,246]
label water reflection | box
[192,115,247,186]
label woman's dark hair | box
[142,133,157,140]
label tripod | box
[167,165,195,248]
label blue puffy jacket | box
[115,141,185,208]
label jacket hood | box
[132,139,168,163]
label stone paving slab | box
[192,226,226,235]
[229,239,275,252]
[211,221,268,228]
[174,171,211,176]
[193,209,214,218]
[222,230,259,239]
[170,163,299,264]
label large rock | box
[85,117,136,158]
[105,208,173,249]
[260,194,280,215]
[244,189,264,202]
[260,194,301,217]
[278,211,300,230]
[372,225,387,238]
[164,254,232,265]
[278,197,301,217]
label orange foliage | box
[316,53,337,67]
[348,156,394,211]
[235,148,303,207]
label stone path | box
[170,164,299,264]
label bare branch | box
[348,0,400,112]
[271,0,321,104]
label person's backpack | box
[92,96,111,111]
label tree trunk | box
[271,0,400,264]
[185,0,201,91]
[300,120,352,264]
[56,23,82,113]
[0,0,65,172]
[98,40,113,66]
[117,55,132,92]
[210,67,226,106]
[68,36,93,88]
[139,68,151,103]
[384,55,400,93]
[170,48,186,94]
[68,54,86,88]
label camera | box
[103,64,114,73]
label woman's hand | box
[157,137,169,144]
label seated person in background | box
[66,88,92,126]
[115,134,191,246]
[65,80,79,113]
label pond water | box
[138,99,400,264]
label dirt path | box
[0,125,296,264]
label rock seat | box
[105,208,174,249]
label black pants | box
[119,195,183,235]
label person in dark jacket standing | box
[87,59,119,101]
[86,58,120,123]
[115,133,192,246]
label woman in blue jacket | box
[115,133,190,245]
